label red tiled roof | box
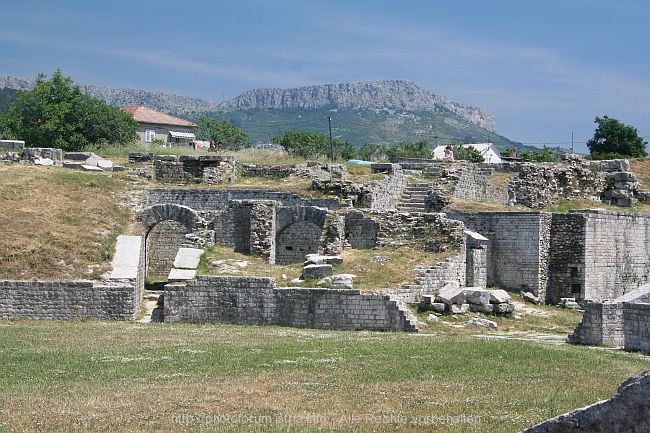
[122,105,197,127]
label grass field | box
[0,319,648,433]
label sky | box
[2,0,650,153]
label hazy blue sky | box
[2,0,649,152]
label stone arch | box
[140,204,200,279]
[275,206,329,265]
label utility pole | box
[328,116,334,162]
[571,132,574,154]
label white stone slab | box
[80,164,103,171]
[168,268,197,281]
[109,235,142,279]
[173,248,204,269]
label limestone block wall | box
[623,303,650,354]
[212,201,253,252]
[548,212,587,303]
[145,188,342,211]
[163,276,418,331]
[0,281,140,320]
[568,302,624,346]
[453,165,509,204]
[358,167,408,210]
[153,155,236,184]
[449,212,551,299]
[582,210,650,301]
[146,220,191,279]
[345,209,381,249]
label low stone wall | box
[163,276,418,331]
[568,284,650,353]
[453,165,509,204]
[0,140,25,151]
[153,155,237,184]
[521,370,650,433]
[623,303,650,353]
[0,281,140,321]
[145,188,342,211]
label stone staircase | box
[397,183,431,213]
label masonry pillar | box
[465,230,488,288]
[249,201,277,264]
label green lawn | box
[0,320,647,432]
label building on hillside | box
[122,105,197,148]
[433,143,503,164]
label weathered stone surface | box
[437,281,465,305]
[492,302,515,314]
[469,303,494,313]
[331,274,355,289]
[173,248,204,269]
[110,235,143,280]
[427,314,439,323]
[489,289,512,304]
[522,291,541,305]
[467,317,497,328]
[304,254,343,265]
[521,370,650,433]
[302,264,333,279]
[168,268,197,281]
[464,287,491,305]
[450,303,469,314]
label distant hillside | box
[0,75,521,149]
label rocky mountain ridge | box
[0,75,497,134]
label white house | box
[433,143,502,164]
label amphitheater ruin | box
[0,147,649,356]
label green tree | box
[273,130,331,158]
[197,117,250,150]
[586,116,648,159]
[451,144,485,163]
[519,145,556,162]
[357,142,387,162]
[385,140,432,161]
[5,70,137,150]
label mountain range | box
[0,75,520,148]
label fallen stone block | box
[304,254,343,265]
[469,303,494,313]
[450,303,469,314]
[492,302,515,314]
[427,314,439,323]
[489,289,512,304]
[437,281,465,305]
[332,274,355,289]
[522,291,540,305]
[464,287,491,305]
[467,317,497,328]
[168,268,196,282]
[430,303,446,313]
[302,264,333,280]
[173,248,204,269]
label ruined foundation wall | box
[582,210,650,301]
[448,212,551,298]
[164,276,417,331]
[0,281,140,321]
[145,188,342,211]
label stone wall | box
[163,276,418,331]
[623,303,650,353]
[448,212,552,299]
[521,370,650,433]
[581,210,650,301]
[153,155,237,184]
[0,281,140,321]
[144,188,342,211]
[0,140,25,151]
[568,283,650,351]
[453,165,510,203]
[146,220,192,279]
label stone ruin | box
[0,153,649,350]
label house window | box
[145,129,156,142]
